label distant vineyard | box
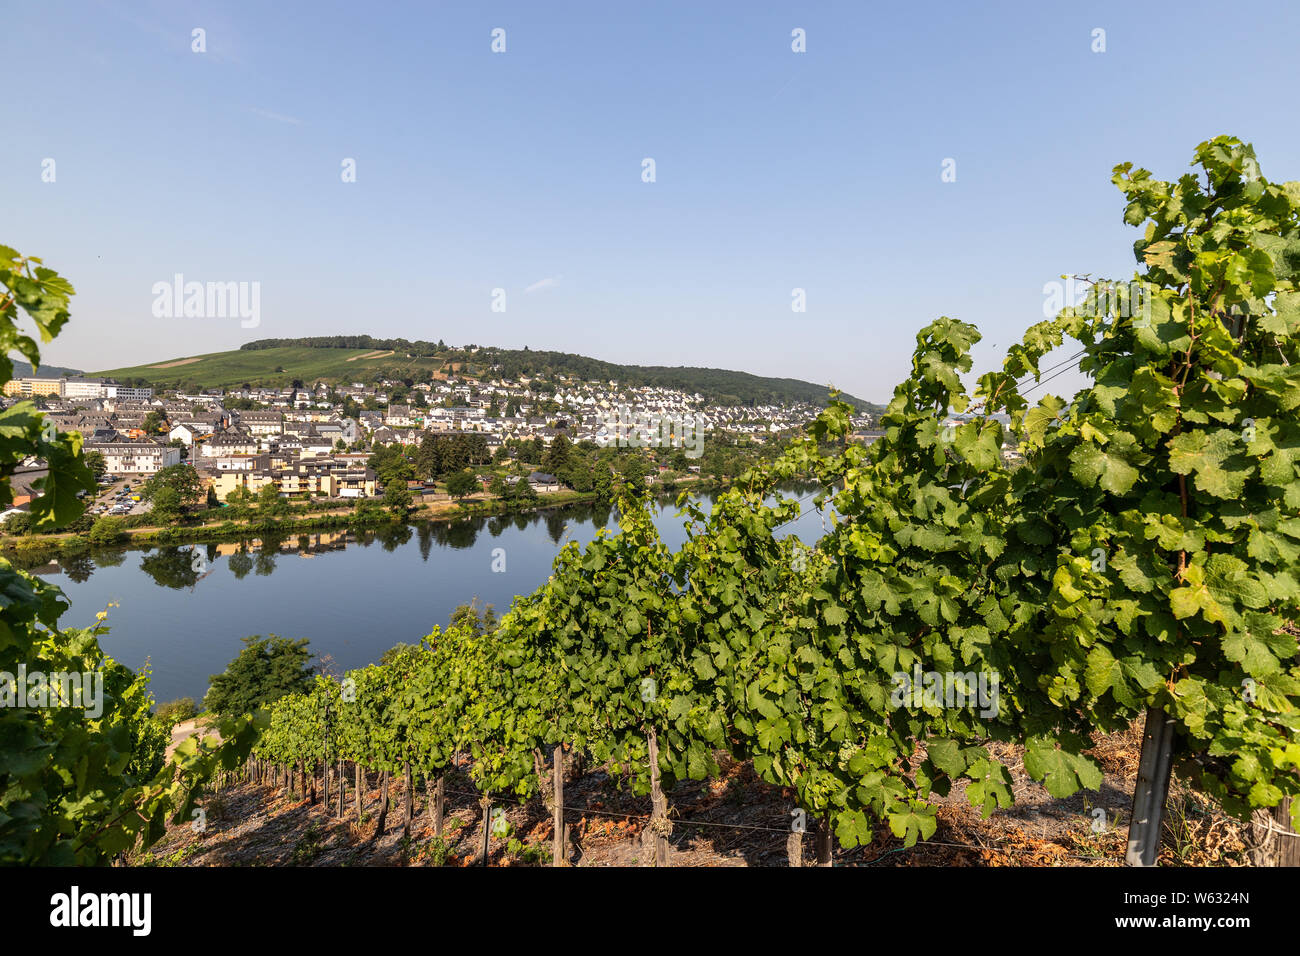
[234,337,880,411]
[96,341,878,411]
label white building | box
[88,441,182,475]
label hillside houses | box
[2,359,879,510]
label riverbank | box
[0,489,607,563]
[0,476,742,567]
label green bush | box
[87,515,127,545]
[1,512,31,536]
[155,697,197,724]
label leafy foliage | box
[243,138,1300,857]
[203,635,315,718]
[1,244,263,865]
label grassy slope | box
[94,347,447,388]
[94,345,880,410]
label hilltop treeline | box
[240,336,877,411]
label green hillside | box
[11,359,84,378]
[94,339,880,411]
[95,347,434,390]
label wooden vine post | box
[403,762,413,837]
[1247,797,1300,867]
[552,744,566,866]
[372,770,389,839]
[646,728,669,867]
[815,811,833,867]
[786,811,803,867]
[479,793,493,866]
[432,775,446,839]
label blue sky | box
[4,0,1298,403]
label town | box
[1,367,880,528]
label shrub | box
[87,515,127,546]
[155,697,197,724]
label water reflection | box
[21,483,825,587]
[31,484,828,702]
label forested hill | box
[10,359,84,378]
[98,336,878,411]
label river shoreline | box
[0,480,732,568]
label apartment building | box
[3,377,63,398]
[88,441,183,475]
[238,410,284,437]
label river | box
[33,491,828,703]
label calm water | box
[36,492,827,703]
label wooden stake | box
[646,728,668,867]
[1247,797,1300,867]
[479,794,492,866]
[815,811,833,866]
[552,744,566,866]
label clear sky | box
[4,0,1298,404]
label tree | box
[414,433,443,479]
[257,483,289,517]
[142,410,167,434]
[369,444,415,486]
[149,486,183,523]
[206,485,220,508]
[143,464,203,507]
[445,469,478,501]
[203,634,315,718]
[2,511,31,536]
[84,450,107,482]
[224,484,254,515]
[383,480,413,515]
[544,433,572,474]
[156,698,197,724]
